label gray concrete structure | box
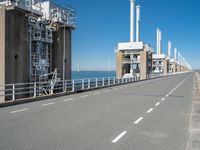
[0,1,75,101]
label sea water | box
[72,71,116,80]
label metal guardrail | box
[0,72,188,102]
[0,76,139,101]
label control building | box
[116,0,153,80]
[152,29,168,75]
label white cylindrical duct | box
[136,5,140,42]
[130,0,135,42]
[156,29,160,54]
[159,30,162,54]
[174,48,177,61]
[168,41,171,58]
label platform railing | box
[0,72,190,102]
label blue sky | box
[65,0,200,70]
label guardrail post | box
[113,77,115,85]
[64,81,67,93]
[63,81,65,93]
[82,79,84,90]
[34,82,36,98]
[102,78,104,86]
[108,77,110,86]
[12,84,15,101]
[72,80,75,92]
[88,79,90,89]
[96,78,98,88]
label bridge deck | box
[0,73,193,150]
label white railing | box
[0,72,190,102]
[0,76,137,101]
[0,0,43,15]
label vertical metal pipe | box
[63,27,66,81]
[34,82,36,98]
[88,79,90,89]
[12,84,15,101]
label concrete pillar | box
[5,9,29,84]
[52,27,72,80]
[0,5,6,102]
[163,59,168,75]
[173,62,177,73]
[116,52,123,79]
[140,51,147,80]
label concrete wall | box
[52,27,72,80]
[116,52,123,79]
[0,5,6,102]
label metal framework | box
[28,16,53,82]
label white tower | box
[136,5,141,42]
[174,48,177,61]
[156,29,160,54]
[168,41,171,59]
[130,0,135,42]
[159,30,162,54]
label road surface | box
[0,73,193,150]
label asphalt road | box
[0,73,193,150]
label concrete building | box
[116,0,153,80]
[0,0,75,101]
[152,29,168,75]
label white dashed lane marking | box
[42,102,55,107]
[10,108,29,114]
[80,95,88,98]
[155,102,160,106]
[134,117,143,124]
[112,131,127,143]
[93,92,100,95]
[147,108,153,114]
[64,98,74,102]
[161,98,165,101]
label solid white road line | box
[161,98,165,101]
[42,102,55,107]
[134,117,144,124]
[11,108,29,114]
[81,95,88,98]
[112,131,127,143]
[64,98,74,102]
[155,102,160,106]
[147,108,153,114]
